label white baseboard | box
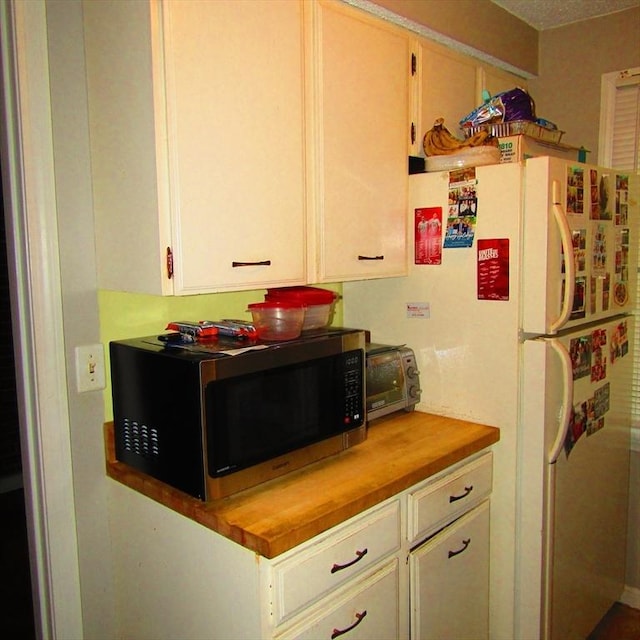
[621,585,640,609]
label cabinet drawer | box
[271,500,400,624]
[274,559,399,640]
[407,452,492,545]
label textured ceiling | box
[491,0,640,30]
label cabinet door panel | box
[163,0,307,293]
[417,41,478,149]
[410,501,490,640]
[275,559,399,640]
[315,2,409,282]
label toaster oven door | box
[366,349,406,416]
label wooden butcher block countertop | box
[105,412,499,559]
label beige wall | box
[528,8,640,158]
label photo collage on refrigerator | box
[414,167,509,301]
[565,319,630,457]
[562,167,632,319]
[415,166,479,266]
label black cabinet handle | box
[331,610,367,638]
[330,548,368,573]
[448,538,471,558]
[449,485,473,502]
[231,260,271,267]
[166,247,174,279]
[357,255,384,261]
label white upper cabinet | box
[163,0,308,293]
[85,0,521,295]
[308,1,410,283]
[413,40,479,152]
[85,0,307,295]
[411,38,528,158]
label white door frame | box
[0,1,83,638]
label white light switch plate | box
[75,344,106,393]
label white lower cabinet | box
[409,501,490,640]
[268,453,492,640]
[108,452,492,639]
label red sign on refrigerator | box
[477,238,509,300]
[415,207,442,265]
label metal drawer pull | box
[357,255,384,261]
[330,548,368,573]
[331,610,367,638]
[448,538,471,558]
[449,485,473,502]
[232,260,271,267]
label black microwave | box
[109,328,366,500]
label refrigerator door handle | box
[547,337,574,464]
[549,180,575,334]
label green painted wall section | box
[99,285,343,420]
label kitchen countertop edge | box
[105,412,499,558]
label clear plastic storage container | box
[247,301,305,341]
[265,286,337,330]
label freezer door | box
[522,156,638,335]
[518,316,633,640]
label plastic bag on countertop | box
[459,87,536,129]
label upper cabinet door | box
[412,39,528,159]
[311,1,410,283]
[86,0,307,295]
[414,40,479,155]
[163,0,307,293]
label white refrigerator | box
[343,156,637,640]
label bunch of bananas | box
[423,118,494,156]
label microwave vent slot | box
[121,419,160,460]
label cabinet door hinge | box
[411,53,416,76]
[166,247,174,279]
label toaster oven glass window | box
[366,352,405,410]
[205,351,361,476]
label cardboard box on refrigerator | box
[498,135,585,163]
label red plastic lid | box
[248,301,305,310]
[265,286,337,304]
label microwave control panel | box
[342,349,364,426]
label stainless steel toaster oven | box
[365,343,421,421]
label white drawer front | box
[407,452,492,545]
[274,559,399,640]
[271,500,400,624]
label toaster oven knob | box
[408,384,421,399]
[406,365,419,379]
